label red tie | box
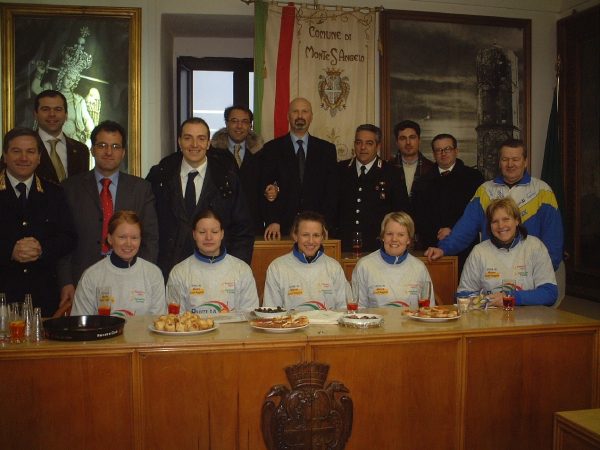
[100,178,113,254]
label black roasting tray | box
[43,315,126,341]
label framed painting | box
[380,10,530,179]
[1,4,141,175]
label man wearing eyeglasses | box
[413,134,483,268]
[57,120,158,311]
[210,105,265,235]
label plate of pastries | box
[150,312,218,335]
[404,306,461,322]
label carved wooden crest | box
[261,361,353,450]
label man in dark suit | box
[389,120,435,214]
[0,127,76,316]
[33,90,89,183]
[58,120,158,309]
[210,105,265,235]
[336,124,410,252]
[261,97,338,239]
[147,117,253,278]
[413,133,484,267]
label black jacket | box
[413,158,484,256]
[210,128,264,235]
[0,170,76,316]
[146,152,254,278]
[260,133,338,235]
[335,157,410,252]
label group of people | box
[0,88,563,317]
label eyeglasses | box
[93,143,124,151]
[228,119,251,126]
[433,146,455,154]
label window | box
[177,57,254,136]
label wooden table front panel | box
[465,331,598,450]
[0,353,133,450]
[310,337,462,450]
[138,345,305,450]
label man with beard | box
[260,97,338,239]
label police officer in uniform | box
[335,124,409,253]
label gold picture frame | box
[1,4,141,175]
[380,10,531,180]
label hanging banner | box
[256,2,377,161]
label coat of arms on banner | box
[318,68,350,117]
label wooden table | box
[1,307,598,450]
[554,409,600,450]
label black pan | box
[43,315,125,341]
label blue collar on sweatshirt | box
[491,230,523,250]
[110,251,137,268]
[194,246,227,264]
[493,170,531,186]
[379,247,409,265]
[292,243,324,264]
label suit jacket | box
[413,159,484,261]
[0,170,76,316]
[335,157,410,252]
[58,170,159,287]
[260,133,338,234]
[36,134,89,183]
[210,128,265,235]
[389,151,435,212]
[146,152,254,278]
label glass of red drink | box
[8,302,25,344]
[502,294,515,311]
[96,287,113,316]
[167,285,181,315]
[346,298,359,314]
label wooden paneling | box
[311,338,462,450]
[341,253,458,305]
[138,346,305,450]
[251,238,341,302]
[0,353,133,450]
[465,331,597,450]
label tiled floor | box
[559,295,600,320]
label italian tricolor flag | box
[254,2,300,141]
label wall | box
[1,0,590,176]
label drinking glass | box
[419,282,432,308]
[346,298,359,314]
[502,293,516,311]
[8,302,25,344]
[96,287,112,316]
[167,285,181,315]
[351,232,362,257]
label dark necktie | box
[100,178,113,254]
[440,170,451,176]
[16,182,27,209]
[297,140,305,182]
[185,171,198,218]
[359,165,366,181]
